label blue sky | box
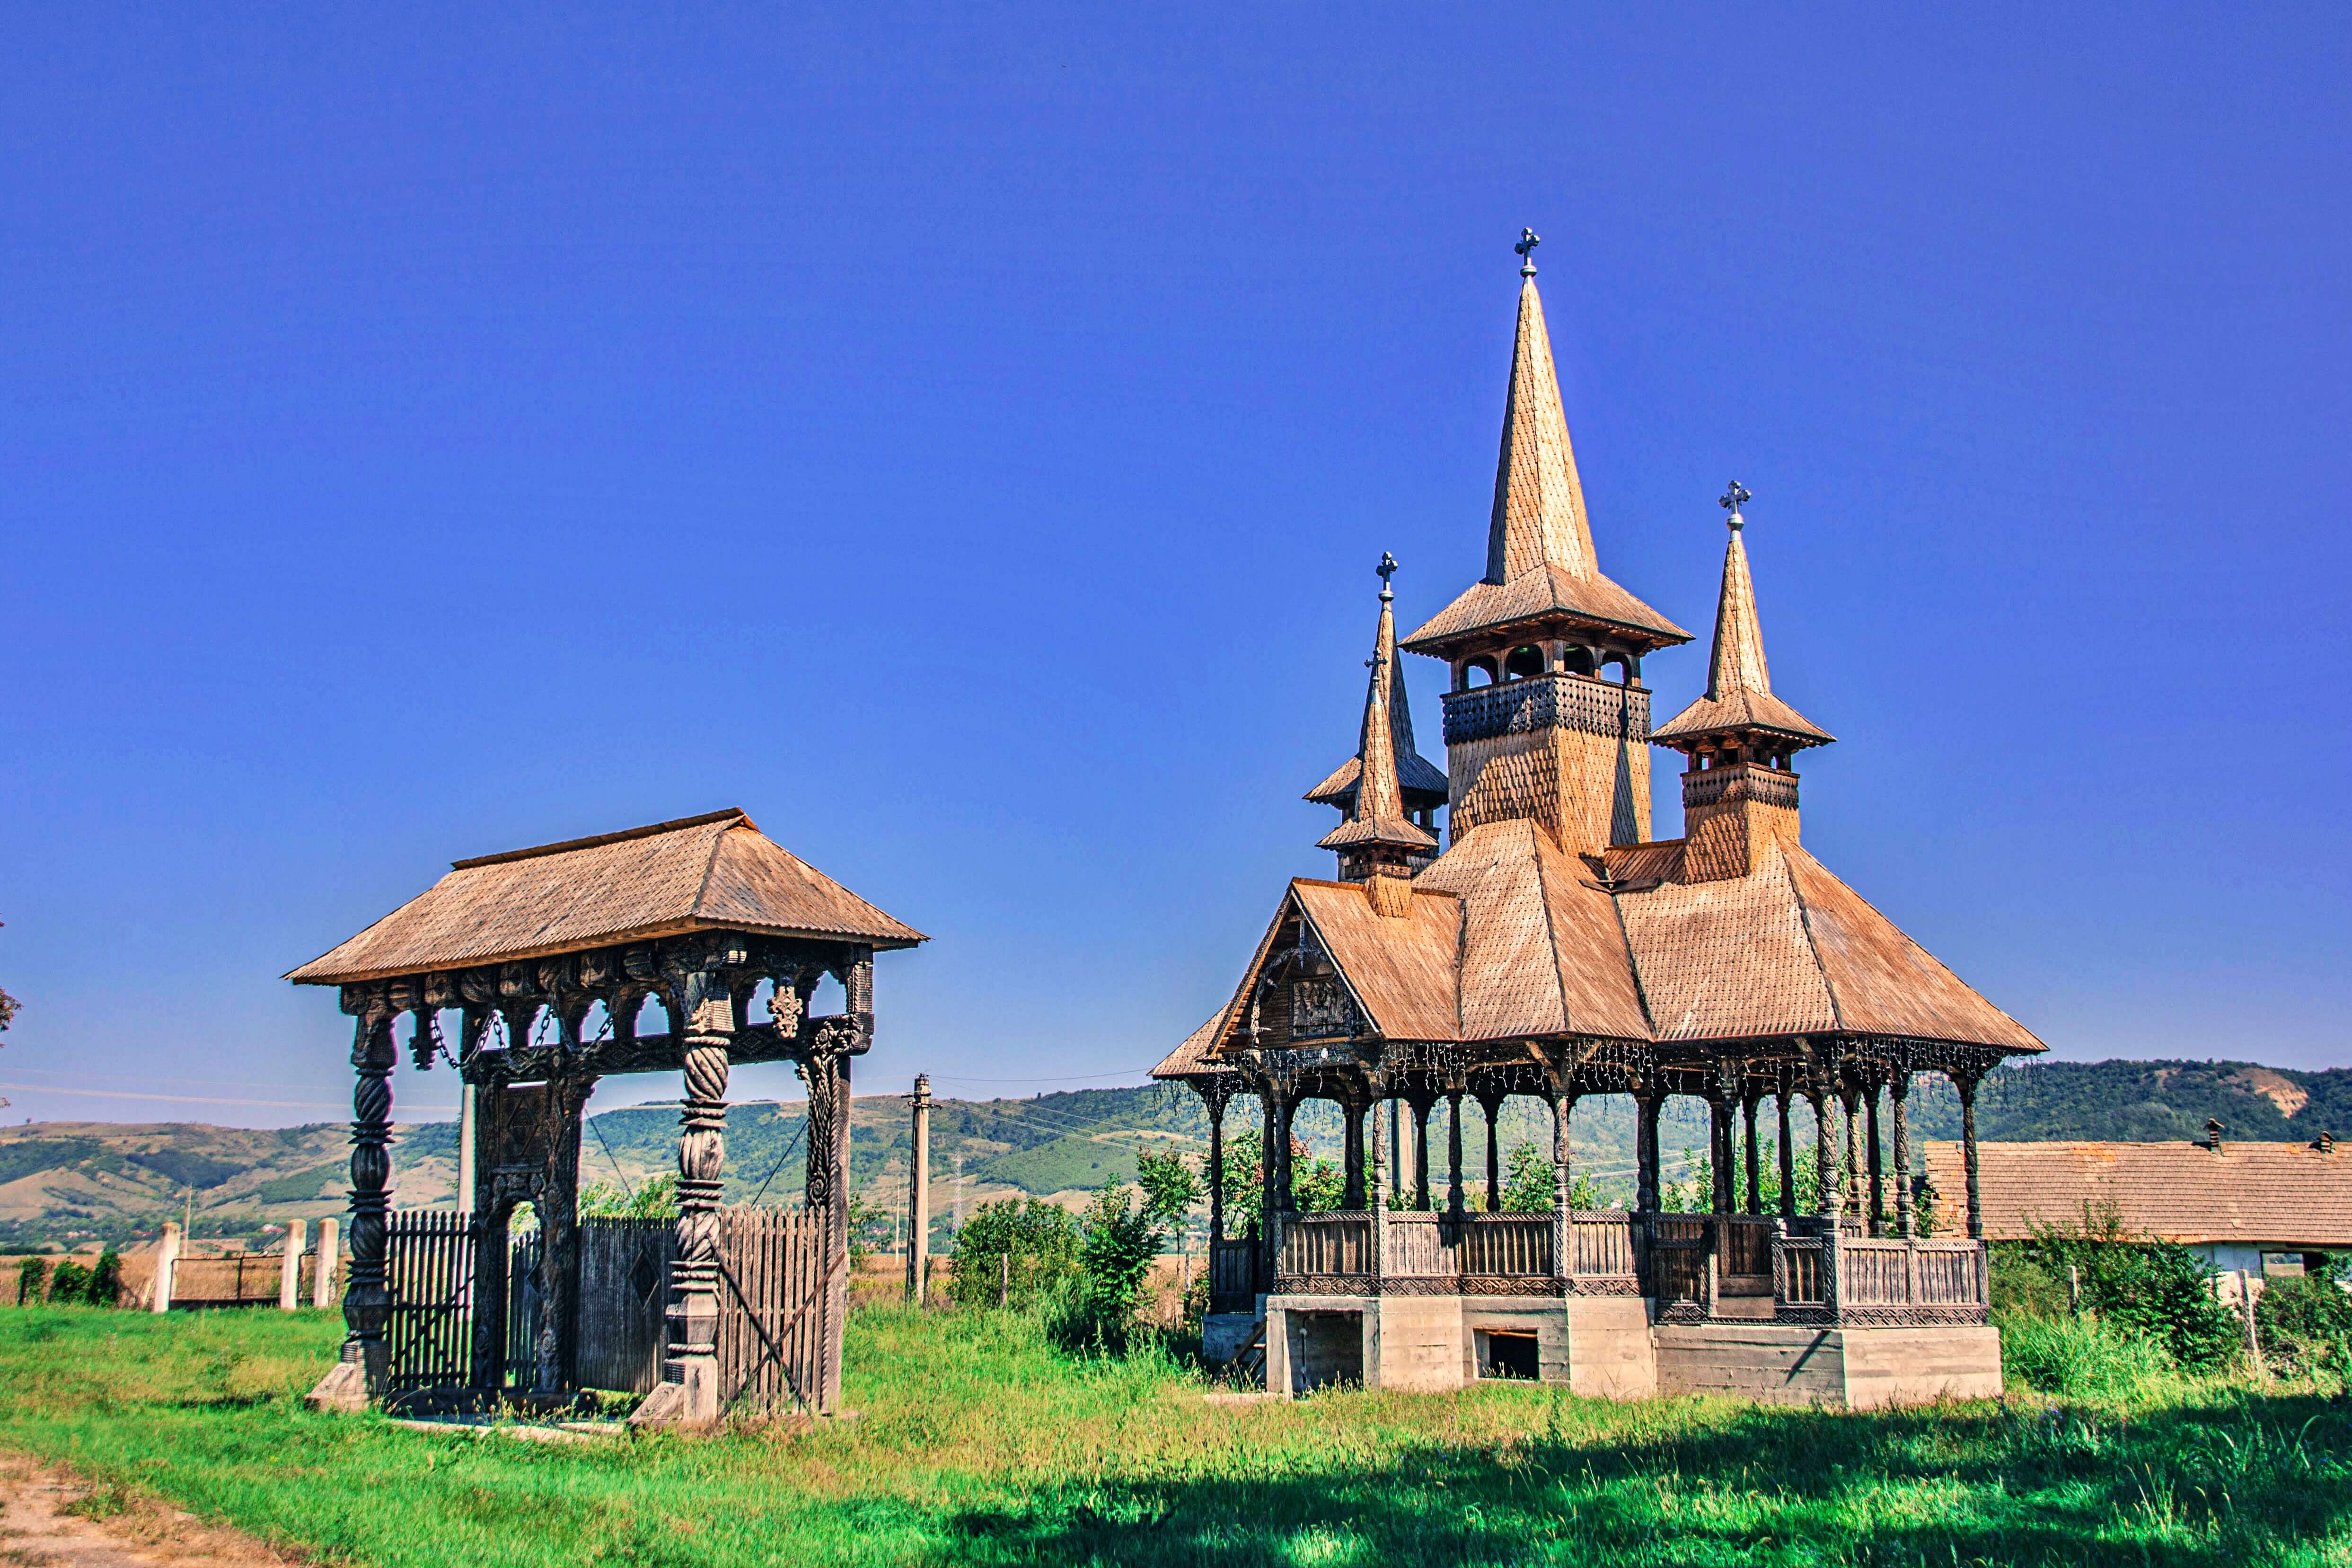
[2,6,2347,1128]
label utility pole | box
[907,1074,931,1304]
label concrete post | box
[313,1218,339,1310]
[151,1222,181,1314]
[907,1074,931,1304]
[280,1218,307,1311]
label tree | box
[17,1257,48,1305]
[577,1172,678,1219]
[87,1249,123,1307]
[1498,1142,1559,1212]
[2014,1204,2243,1372]
[2255,1268,2352,1376]
[948,1197,1081,1309]
[1220,1128,1264,1236]
[1135,1146,1200,1231]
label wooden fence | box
[383,1212,475,1393]
[578,1217,672,1394]
[714,1206,834,1417]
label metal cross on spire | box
[1377,550,1399,600]
[1515,227,1541,277]
[1718,480,1753,531]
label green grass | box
[3,1305,2351,1566]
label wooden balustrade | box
[1280,1214,1373,1278]
[1570,1213,1638,1277]
[1209,1238,1259,1309]
[1456,1214,1552,1277]
[1775,1237,1827,1306]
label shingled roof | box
[286,809,925,985]
[1653,520,1832,749]
[1922,1139,2352,1246]
[1307,573,1448,811]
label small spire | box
[1319,562,1438,873]
[1707,490,1771,699]
[1515,227,1541,278]
[1719,480,1752,532]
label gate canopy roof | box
[286,809,925,986]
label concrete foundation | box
[1258,1293,1999,1409]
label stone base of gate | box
[626,1368,722,1431]
[303,1361,369,1413]
[1202,1311,1260,1367]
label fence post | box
[1903,1235,1920,1309]
[314,1218,339,1310]
[998,1251,1009,1308]
[151,1222,181,1314]
[280,1219,307,1311]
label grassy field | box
[1,1305,2349,1566]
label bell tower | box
[1650,484,1833,882]
[1400,230,1691,852]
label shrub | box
[1056,1183,1162,1352]
[87,1249,123,1307]
[2002,1313,2174,1399]
[16,1256,49,1305]
[47,1259,91,1303]
[2006,1206,2243,1372]
[948,1198,1081,1310]
[577,1173,677,1220]
[2255,1272,2352,1377]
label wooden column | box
[1865,1082,1886,1236]
[1890,1069,1915,1239]
[1388,1099,1404,1200]
[1204,1084,1228,1245]
[1342,1095,1368,1210]
[1956,1069,1983,1240]
[1775,1068,1796,1219]
[344,1012,396,1391]
[1410,1097,1433,1211]
[1259,1087,1282,1271]
[1445,1092,1465,1218]
[1480,1092,1504,1212]
[1274,1092,1297,1215]
[1738,1095,1758,1214]
[1551,1091,1577,1283]
[1635,1091,1662,1213]
[637,969,730,1427]
[1841,1085,1864,1223]
[907,1074,931,1304]
[1813,1074,1845,1221]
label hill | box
[0,1058,2343,1250]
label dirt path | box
[0,1454,297,1568]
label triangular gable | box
[1291,881,1462,1042]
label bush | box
[1054,1183,1162,1352]
[2255,1272,2352,1377]
[948,1198,1081,1310]
[47,1259,91,1303]
[16,1256,49,1305]
[87,1249,123,1307]
[578,1173,678,1219]
[2002,1313,2174,1399]
[2002,1207,2243,1372]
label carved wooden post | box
[1444,1091,1465,1219]
[1864,1077,1885,1236]
[1388,1098,1404,1200]
[307,1007,395,1409]
[1634,1090,1662,1213]
[1841,1083,1863,1224]
[1551,1090,1578,1281]
[907,1074,931,1304]
[1955,1068,1984,1240]
[1890,1068,1915,1239]
[1775,1066,1796,1219]
[1478,1090,1504,1212]
[1810,1066,1844,1221]
[1258,1080,1283,1282]
[1203,1082,1228,1246]
[1341,1092,1367,1210]
[1742,1093,1762,1215]
[633,968,730,1428]
[1706,1072,1734,1216]
[1410,1095,1433,1211]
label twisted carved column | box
[661,970,731,1426]
[1742,1092,1762,1215]
[1410,1097,1433,1211]
[1444,1092,1465,1219]
[1341,1095,1367,1211]
[1478,1091,1504,1212]
[1955,1068,1983,1239]
[343,1013,397,1391]
[1891,1066,1915,1239]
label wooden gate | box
[714,1206,836,1417]
[383,1211,475,1393]
[578,1218,674,1394]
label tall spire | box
[1320,555,1438,881]
[1486,230,1599,587]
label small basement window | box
[1477,1328,1541,1381]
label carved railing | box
[1382,1210,1453,1278]
[1280,1213,1373,1280]
[1569,1212,1639,1278]
[1457,1214,1552,1277]
[1209,1236,1260,1312]
[1441,672,1651,746]
[1719,1216,1775,1281]
[1774,1235,1828,1309]
[1837,1237,1988,1321]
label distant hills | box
[1,1058,2343,1251]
